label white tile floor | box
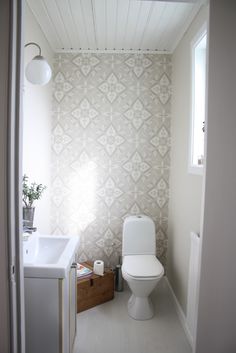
[73,277,192,353]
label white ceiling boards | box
[26,0,203,53]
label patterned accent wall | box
[51,53,171,268]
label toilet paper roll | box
[93,260,104,276]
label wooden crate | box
[77,261,114,313]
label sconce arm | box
[24,42,42,56]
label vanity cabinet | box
[24,259,77,353]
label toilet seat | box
[122,255,164,280]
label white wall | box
[167,5,208,314]
[195,1,236,352]
[23,3,53,234]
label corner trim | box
[164,277,193,348]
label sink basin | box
[23,233,79,278]
[24,236,70,264]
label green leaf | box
[22,175,46,207]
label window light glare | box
[189,30,207,174]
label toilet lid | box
[122,255,164,278]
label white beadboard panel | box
[26,0,203,53]
[56,0,80,49]
[122,0,142,50]
[161,4,190,51]
[44,0,71,48]
[27,0,62,50]
[80,0,97,49]
[106,0,118,49]
[140,2,166,50]
[152,3,178,50]
[69,0,89,49]
[114,0,130,50]
[93,0,107,49]
[156,3,179,50]
[132,1,154,50]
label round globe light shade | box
[25,55,52,85]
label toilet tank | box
[122,215,156,256]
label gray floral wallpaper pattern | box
[51,53,171,268]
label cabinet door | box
[69,263,77,352]
[25,277,61,353]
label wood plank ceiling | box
[26,0,203,53]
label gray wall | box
[0,0,24,352]
[167,6,208,314]
[0,1,11,351]
[51,53,172,268]
[195,1,236,352]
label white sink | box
[23,233,79,278]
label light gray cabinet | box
[25,259,77,353]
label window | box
[189,26,207,175]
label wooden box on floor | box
[77,261,114,313]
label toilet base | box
[127,294,154,320]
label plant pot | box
[23,207,35,228]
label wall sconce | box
[24,42,52,86]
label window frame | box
[188,24,207,176]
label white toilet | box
[121,215,164,320]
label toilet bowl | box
[121,216,164,320]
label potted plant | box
[22,174,46,229]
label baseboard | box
[164,276,193,348]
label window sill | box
[188,165,203,176]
